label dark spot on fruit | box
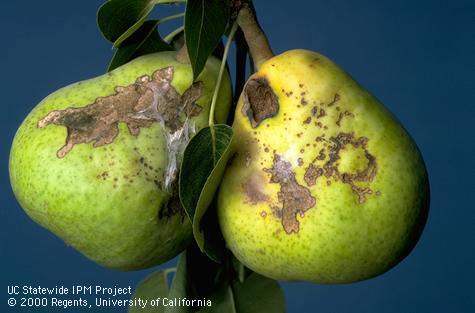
[298,158,304,166]
[300,149,305,153]
[153,179,161,189]
[260,211,267,218]
[264,147,270,153]
[314,149,326,161]
[37,67,204,158]
[271,206,283,219]
[303,117,311,124]
[264,154,316,234]
[299,84,304,88]
[336,111,355,126]
[245,151,251,167]
[242,77,279,128]
[311,132,378,203]
[304,163,323,186]
[327,93,340,107]
[312,106,326,119]
[158,182,185,221]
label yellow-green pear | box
[10,51,231,270]
[217,49,429,283]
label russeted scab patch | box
[241,77,279,128]
[38,66,203,158]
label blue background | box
[1,0,474,312]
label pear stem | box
[153,0,186,4]
[237,5,274,70]
[208,22,239,127]
[164,26,185,43]
[158,12,185,24]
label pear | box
[217,49,429,283]
[9,51,232,270]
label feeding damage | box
[304,132,378,203]
[264,154,316,234]
[37,66,203,158]
[243,173,270,204]
[242,78,279,128]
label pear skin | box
[218,49,429,283]
[10,51,231,270]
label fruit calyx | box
[242,78,279,128]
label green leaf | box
[198,272,286,313]
[197,284,236,313]
[107,20,174,71]
[165,253,190,313]
[179,125,234,261]
[232,273,286,313]
[128,269,173,313]
[185,0,230,80]
[97,0,155,43]
[165,244,224,313]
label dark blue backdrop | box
[1,1,474,312]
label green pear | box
[10,51,232,270]
[217,49,429,283]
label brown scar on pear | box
[37,66,203,158]
[336,110,355,126]
[264,154,316,234]
[304,132,378,203]
[242,77,279,128]
[327,93,340,107]
[242,173,270,204]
